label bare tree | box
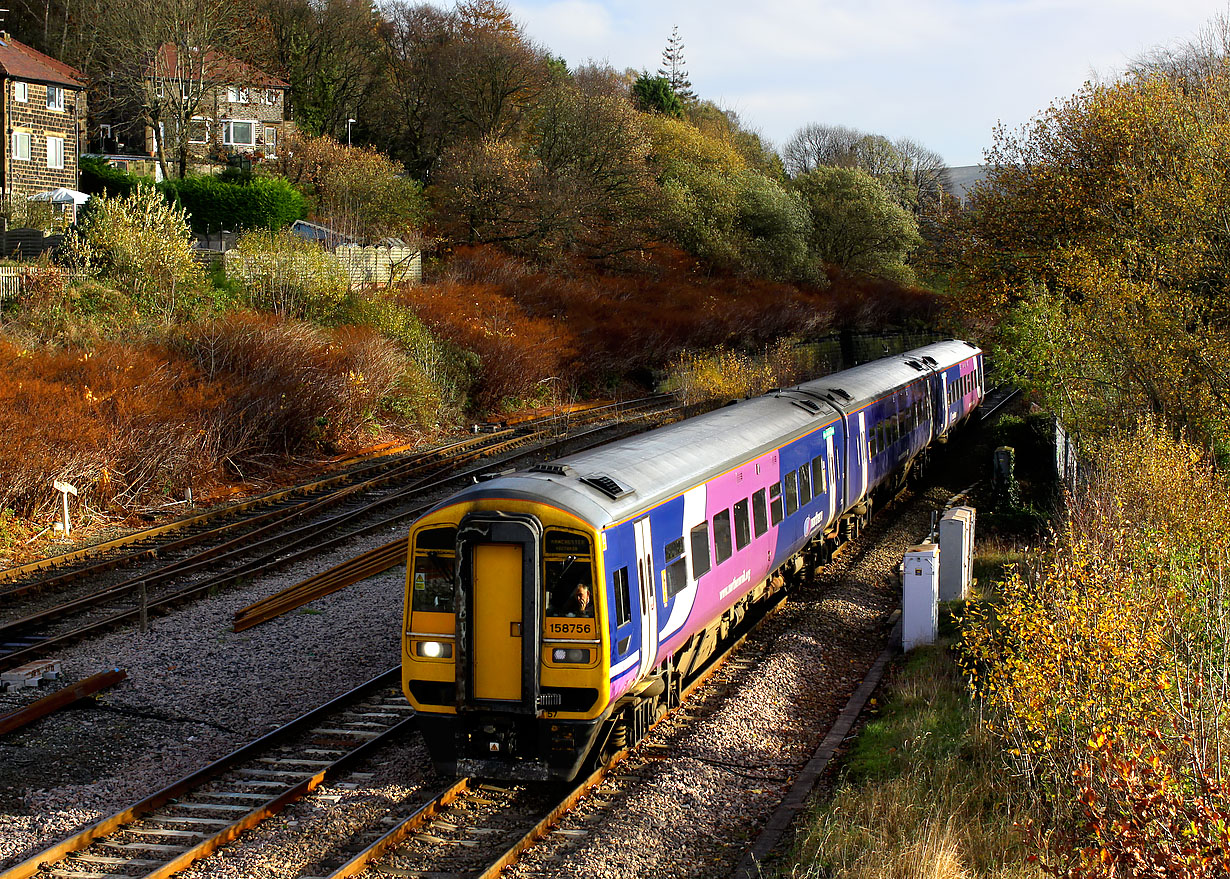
[95,0,247,179]
[781,122,862,175]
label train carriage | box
[402,341,983,780]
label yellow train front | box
[402,496,612,781]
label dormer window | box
[13,81,27,102]
[46,85,64,111]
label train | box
[400,340,985,781]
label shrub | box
[181,313,408,460]
[663,341,802,403]
[962,419,1230,866]
[161,175,307,233]
[227,229,350,320]
[268,132,427,242]
[63,187,205,319]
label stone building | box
[144,44,292,165]
[0,34,86,201]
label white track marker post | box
[53,480,77,537]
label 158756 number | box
[547,621,593,636]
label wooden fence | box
[224,243,422,289]
[0,265,90,303]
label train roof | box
[433,340,981,529]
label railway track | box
[3,433,951,879]
[0,397,684,672]
[1,571,773,879]
[0,397,669,596]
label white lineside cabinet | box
[938,506,976,601]
[902,542,939,651]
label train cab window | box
[713,509,734,564]
[812,455,827,494]
[733,498,751,550]
[690,522,712,579]
[664,537,689,598]
[544,530,593,617]
[769,483,784,526]
[411,526,457,612]
[752,488,768,536]
[784,472,799,516]
[612,566,632,627]
[798,465,812,506]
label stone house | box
[0,34,86,201]
[144,44,292,165]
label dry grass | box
[782,642,1039,879]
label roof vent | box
[790,399,821,415]
[906,359,925,371]
[827,387,853,401]
[529,463,574,476]
[580,474,633,500]
[921,356,938,366]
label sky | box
[505,0,1226,167]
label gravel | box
[0,465,965,879]
[0,519,410,872]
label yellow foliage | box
[962,419,1230,803]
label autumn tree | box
[645,115,812,281]
[433,75,655,259]
[373,0,547,179]
[269,132,427,241]
[254,0,382,140]
[950,69,1230,452]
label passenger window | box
[733,498,751,549]
[664,537,688,598]
[612,566,632,627]
[769,483,784,525]
[411,526,456,612]
[812,455,827,493]
[690,523,711,579]
[752,488,768,536]
[798,465,812,506]
[784,472,799,516]
[713,510,733,564]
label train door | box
[472,543,523,701]
[853,411,868,504]
[938,372,950,435]
[455,512,542,713]
[632,516,659,677]
[825,430,837,526]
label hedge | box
[160,176,307,233]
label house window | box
[46,85,64,111]
[223,120,255,146]
[264,89,278,105]
[13,81,27,102]
[226,85,251,103]
[264,126,277,156]
[188,117,210,144]
[47,136,64,170]
[11,131,31,161]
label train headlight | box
[552,647,590,664]
[415,640,453,659]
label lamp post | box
[347,118,356,147]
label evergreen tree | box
[657,26,695,102]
